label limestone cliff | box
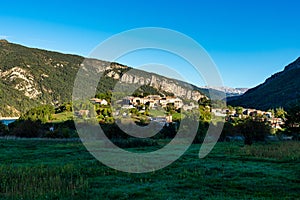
[0,41,208,116]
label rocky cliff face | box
[0,67,42,99]
[83,59,206,101]
[0,41,207,116]
[118,72,205,101]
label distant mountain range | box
[201,86,248,97]
[0,40,213,117]
[228,57,300,110]
[2,39,296,116]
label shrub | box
[236,118,271,145]
[0,123,9,136]
[9,120,44,138]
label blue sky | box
[1,0,300,88]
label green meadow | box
[0,140,299,200]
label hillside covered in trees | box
[0,40,211,117]
[228,57,300,110]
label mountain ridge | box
[0,41,213,117]
[228,57,300,110]
[200,86,248,97]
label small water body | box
[0,119,16,126]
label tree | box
[267,109,275,118]
[285,104,300,138]
[220,122,235,141]
[55,102,72,113]
[198,97,211,107]
[166,103,176,114]
[130,108,139,115]
[227,105,234,115]
[20,105,55,123]
[275,107,286,119]
[235,107,243,117]
[199,105,211,122]
[102,108,108,117]
[9,119,44,138]
[95,91,112,104]
[0,123,9,136]
[237,118,271,145]
[194,121,209,143]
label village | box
[84,95,193,124]
[120,95,185,110]
[212,107,285,129]
[82,95,287,132]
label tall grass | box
[0,140,299,199]
[0,164,89,199]
[241,141,300,160]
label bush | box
[20,105,55,123]
[194,121,209,143]
[220,122,235,141]
[0,123,9,136]
[9,120,44,138]
[236,118,271,145]
[44,126,77,138]
[285,103,300,137]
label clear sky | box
[1,0,300,88]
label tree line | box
[0,96,299,146]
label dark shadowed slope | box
[228,57,300,110]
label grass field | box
[0,139,299,199]
[51,112,73,123]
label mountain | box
[0,40,209,117]
[201,86,248,97]
[228,57,300,110]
